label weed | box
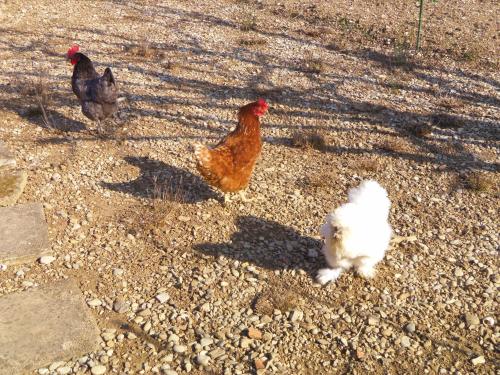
[238,38,267,47]
[240,14,257,31]
[352,158,381,172]
[301,56,325,74]
[407,122,433,137]
[431,113,465,129]
[125,43,165,59]
[291,130,327,151]
[462,172,496,193]
[379,138,409,153]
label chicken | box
[66,45,118,130]
[194,99,269,203]
[316,180,393,285]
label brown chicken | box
[194,99,269,203]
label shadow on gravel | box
[101,156,217,203]
[194,215,325,277]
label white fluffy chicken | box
[317,180,392,285]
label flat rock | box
[0,279,100,375]
[0,142,16,168]
[0,203,50,265]
[0,169,27,207]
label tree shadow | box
[101,156,217,203]
[193,215,324,278]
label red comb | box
[257,98,268,107]
[67,44,79,58]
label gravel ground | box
[0,0,498,374]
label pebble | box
[454,268,464,277]
[39,256,56,265]
[49,362,65,371]
[113,268,124,276]
[156,293,170,303]
[38,369,49,375]
[465,313,480,327]
[254,358,266,370]
[0,264,7,271]
[400,335,411,348]
[471,356,485,366]
[87,299,102,307]
[405,322,416,333]
[196,353,210,366]
[247,327,262,339]
[200,337,214,347]
[483,316,495,326]
[162,371,178,375]
[57,367,71,375]
[289,309,303,322]
[113,298,129,313]
[91,365,107,375]
[174,345,187,353]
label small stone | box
[240,337,252,349]
[113,298,129,313]
[49,362,66,371]
[101,332,115,342]
[355,348,365,360]
[289,309,303,322]
[39,256,56,265]
[127,332,137,340]
[464,313,480,327]
[454,268,464,277]
[38,369,49,375]
[0,264,7,271]
[400,336,411,348]
[483,316,495,326]
[87,298,102,307]
[112,268,124,276]
[247,327,262,340]
[162,371,178,375]
[178,215,190,222]
[155,293,170,303]
[200,337,213,347]
[196,353,210,366]
[57,366,71,375]
[368,315,379,326]
[471,356,485,366]
[405,322,416,333]
[91,365,107,375]
[254,358,265,370]
[173,345,187,353]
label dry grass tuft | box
[352,157,381,172]
[437,97,463,110]
[378,138,409,153]
[299,168,337,190]
[407,122,433,138]
[254,288,303,315]
[238,38,267,47]
[240,14,257,31]
[125,43,165,59]
[19,71,54,128]
[291,130,327,151]
[431,113,465,129]
[462,172,496,193]
[301,56,325,74]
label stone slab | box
[0,141,16,168]
[0,169,28,207]
[0,203,50,265]
[0,279,100,374]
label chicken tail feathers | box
[103,67,115,85]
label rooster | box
[194,99,269,203]
[66,45,119,130]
